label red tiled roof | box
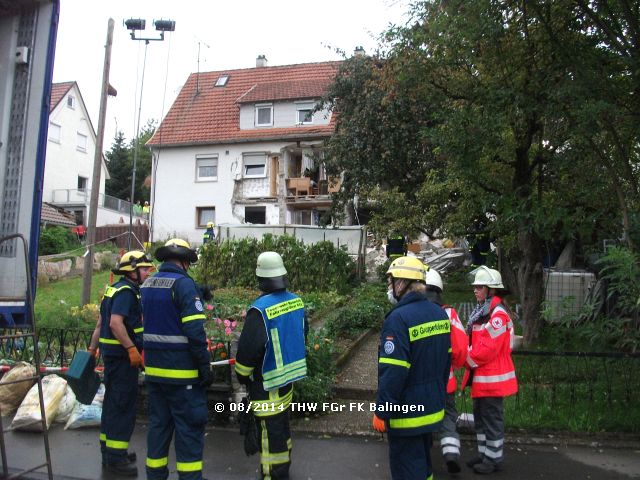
[41,202,77,227]
[50,81,74,112]
[147,61,341,147]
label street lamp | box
[124,17,175,250]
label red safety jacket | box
[444,306,468,394]
[462,296,518,398]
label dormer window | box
[215,75,229,87]
[255,104,273,127]
[67,95,75,109]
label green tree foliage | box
[39,226,79,255]
[105,120,156,203]
[323,0,630,344]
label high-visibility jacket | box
[443,305,468,394]
[462,296,518,398]
[99,278,143,356]
[249,291,307,391]
[140,263,209,384]
[376,291,451,436]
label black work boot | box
[105,461,138,477]
[466,456,483,468]
[473,461,501,475]
[444,454,461,474]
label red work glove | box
[372,414,386,433]
[127,346,143,368]
[87,347,100,359]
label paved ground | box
[2,423,640,479]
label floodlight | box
[124,18,145,31]
[154,19,175,32]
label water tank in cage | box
[544,269,596,321]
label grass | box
[34,270,112,327]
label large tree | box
[324,0,622,344]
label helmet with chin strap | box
[112,250,154,275]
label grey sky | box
[53,0,410,148]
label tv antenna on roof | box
[194,36,210,96]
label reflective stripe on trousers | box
[473,396,505,464]
[258,410,291,479]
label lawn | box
[34,270,112,327]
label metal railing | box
[51,189,144,216]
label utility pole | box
[82,19,114,306]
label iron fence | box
[0,327,232,385]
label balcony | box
[285,177,340,199]
[51,189,145,217]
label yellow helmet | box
[207,222,214,228]
[155,238,198,263]
[112,250,154,274]
[386,256,427,282]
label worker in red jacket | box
[463,266,518,475]
[424,267,468,474]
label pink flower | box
[215,318,222,324]
[223,319,231,327]
[231,321,237,328]
[206,304,213,311]
[225,326,232,335]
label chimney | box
[256,54,268,68]
[354,46,365,57]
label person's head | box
[136,200,141,205]
[386,256,427,303]
[112,250,154,285]
[144,201,149,206]
[256,251,288,293]
[424,266,443,304]
[155,238,198,271]
[468,266,504,303]
[207,221,214,229]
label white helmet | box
[256,251,287,278]
[469,265,504,289]
[425,267,443,291]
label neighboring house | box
[44,82,138,226]
[147,57,342,245]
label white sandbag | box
[11,374,67,431]
[54,384,77,424]
[0,362,36,416]
[63,383,104,430]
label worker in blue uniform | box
[373,256,451,480]
[141,238,213,480]
[234,251,307,479]
[89,250,154,477]
[202,221,215,245]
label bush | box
[194,234,356,293]
[293,328,337,405]
[39,226,78,256]
[324,282,387,339]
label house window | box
[67,95,75,109]
[77,176,88,191]
[196,155,218,181]
[76,132,87,152]
[48,123,61,143]
[243,153,267,178]
[196,206,216,227]
[245,206,266,224]
[215,75,230,87]
[296,103,314,124]
[255,104,273,126]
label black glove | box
[198,364,214,389]
[238,396,259,456]
[197,284,214,302]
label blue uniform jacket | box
[99,277,143,357]
[141,263,208,384]
[376,291,451,436]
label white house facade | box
[148,59,342,245]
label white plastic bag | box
[11,374,67,431]
[64,383,104,429]
[54,384,77,424]
[0,362,36,415]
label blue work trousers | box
[145,382,208,480]
[100,355,139,465]
[388,433,434,480]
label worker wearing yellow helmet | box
[373,256,451,480]
[202,221,216,245]
[88,250,153,476]
[141,239,211,479]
